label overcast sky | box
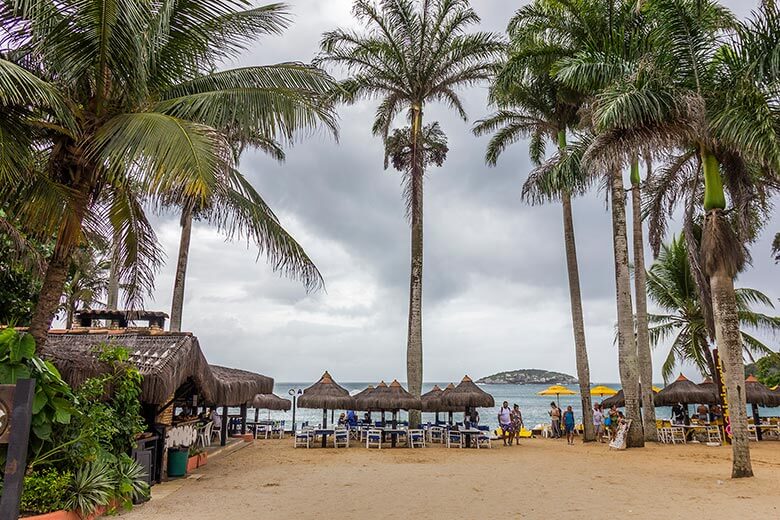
[143,0,778,384]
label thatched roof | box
[421,385,460,413]
[352,384,377,411]
[358,380,421,411]
[440,376,495,408]
[41,331,273,406]
[745,375,779,406]
[252,393,291,411]
[297,371,355,410]
[599,385,656,408]
[655,374,717,406]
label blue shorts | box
[565,423,575,433]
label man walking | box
[498,401,512,446]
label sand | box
[122,438,780,520]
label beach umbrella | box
[744,375,778,406]
[600,385,662,408]
[439,383,458,424]
[251,393,291,421]
[362,380,421,427]
[421,385,459,423]
[440,376,495,424]
[655,374,717,406]
[352,385,375,421]
[297,371,355,428]
[537,384,576,409]
[590,385,618,398]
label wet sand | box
[122,438,780,520]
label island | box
[476,369,578,385]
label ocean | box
[254,382,780,431]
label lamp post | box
[288,388,303,433]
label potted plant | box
[187,446,203,472]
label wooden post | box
[220,406,228,446]
[751,403,762,441]
[254,407,259,423]
[240,404,247,435]
[0,379,36,520]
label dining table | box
[313,428,335,448]
[381,428,407,448]
[459,428,482,448]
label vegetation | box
[19,468,72,515]
[755,353,780,388]
[317,0,504,425]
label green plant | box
[19,468,72,514]
[66,458,113,516]
[110,454,150,511]
[756,353,780,388]
[188,445,204,457]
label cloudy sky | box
[144,0,777,384]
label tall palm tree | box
[509,0,646,447]
[587,0,780,476]
[60,245,110,329]
[474,74,597,442]
[0,0,336,347]
[648,235,780,382]
[316,0,504,425]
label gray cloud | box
[142,0,779,385]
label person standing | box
[510,404,524,446]
[607,405,620,441]
[498,401,512,446]
[549,402,561,438]
[592,404,605,443]
[563,405,576,445]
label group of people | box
[497,401,525,446]
[592,403,626,443]
[547,402,577,444]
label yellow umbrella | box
[538,385,577,408]
[590,385,618,397]
[652,386,662,393]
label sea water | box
[243,382,778,431]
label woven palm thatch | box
[297,371,355,410]
[42,331,273,405]
[440,376,494,408]
[352,384,377,411]
[744,375,779,406]
[421,385,459,412]
[600,385,656,408]
[655,374,717,406]
[252,393,292,411]
[360,379,421,411]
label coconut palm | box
[60,245,110,329]
[508,0,646,447]
[473,72,597,441]
[648,235,780,382]
[587,0,780,476]
[316,0,504,425]
[0,1,336,347]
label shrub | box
[111,454,150,511]
[19,468,72,514]
[66,458,113,516]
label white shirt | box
[499,406,511,425]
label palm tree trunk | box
[406,104,424,428]
[107,226,121,310]
[630,159,657,441]
[700,150,752,478]
[65,297,75,329]
[561,191,595,442]
[558,130,594,442]
[170,207,193,333]
[609,168,644,448]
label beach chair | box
[197,421,214,448]
[294,429,311,448]
[669,427,686,444]
[476,432,492,449]
[255,423,271,440]
[747,425,758,442]
[428,426,444,444]
[271,420,285,439]
[705,426,722,445]
[334,428,350,448]
[447,431,463,448]
[366,429,383,449]
[657,427,671,444]
[407,429,425,448]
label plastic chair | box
[706,426,722,444]
[294,430,311,448]
[477,432,492,449]
[407,429,425,448]
[198,421,214,447]
[334,428,350,448]
[670,427,686,444]
[366,429,383,449]
[255,424,271,439]
[447,431,463,448]
[428,426,444,444]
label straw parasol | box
[600,385,662,408]
[362,380,421,426]
[252,393,291,411]
[744,375,778,406]
[439,383,458,424]
[440,376,495,409]
[590,385,618,398]
[537,384,576,409]
[297,371,355,428]
[655,374,717,406]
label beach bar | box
[41,310,273,482]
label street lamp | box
[288,388,303,432]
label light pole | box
[288,388,303,432]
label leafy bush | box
[756,353,780,387]
[66,458,114,516]
[19,468,72,514]
[111,454,150,511]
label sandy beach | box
[122,438,780,520]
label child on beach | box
[563,406,576,445]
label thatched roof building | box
[440,376,495,409]
[298,371,354,410]
[745,375,779,406]
[359,380,421,411]
[421,384,460,413]
[252,393,292,411]
[655,374,717,406]
[42,330,272,406]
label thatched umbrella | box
[251,393,291,422]
[421,384,459,423]
[297,371,355,428]
[438,383,458,424]
[655,374,717,406]
[601,385,662,408]
[441,375,495,427]
[744,375,777,406]
[362,380,421,427]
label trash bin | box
[167,447,188,477]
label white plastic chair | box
[747,424,758,441]
[366,429,383,449]
[255,424,271,439]
[447,431,463,448]
[476,432,492,449]
[705,426,722,444]
[407,429,425,448]
[428,426,444,444]
[670,427,686,444]
[272,420,285,439]
[334,428,350,448]
[198,421,214,447]
[294,429,311,448]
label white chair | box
[334,428,350,448]
[255,423,271,439]
[428,426,444,444]
[366,429,383,449]
[476,432,492,449]
[272,420,286,439]
[670,427,686,444]
[747,424,758,441]
[447,431,463,448]
[198,421,214,447]
[657,427,671,444]
[294,429,311,448]
[706,426,722,444]
[407,429,425,448]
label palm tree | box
[60,245,110,329]
[0,1,336,347]
[587,0,780,476]
[316,0,504,425]
[509,0,646,447]
[648,235,780,382]
[474,73,597,441]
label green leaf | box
[18,333,35,359]
[32,422,52,440]
[32,391,48,414]
[53,407,71,424]
[0,364,31,383]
